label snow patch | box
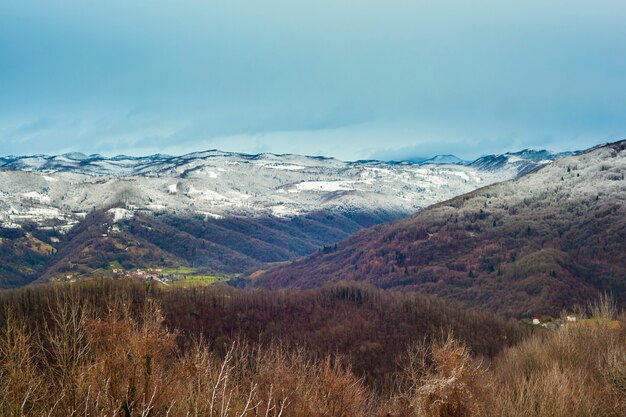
[187,186,227,201]
[447,171,471,182]
[294,181,355,192]
[201,170,220,178]
[107,208,134,223]
[196,211,224,220]
[271,205,300,217]
[22,191,52,204]
[266,164,305,171]
[147,204,167,211]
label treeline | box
[0,280,524,388]
[0,281,624,417]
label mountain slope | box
[418,154,465,165]
[17,208,404,286]
[470,149,577,177]
[0,228,53,287]
[0,147,571,288]
[255,141,626,317]
[0,150,552,232]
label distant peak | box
[61,152,89,161]
[420,154,465,165]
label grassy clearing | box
[169,274,230,286]
[153,266,232,286]
[159,266,197,275]
[50,264,232,287]
[107,260,124,270]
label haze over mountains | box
[0,147,567,288]
[256,141,626,317]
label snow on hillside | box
[469,149,576,176]
[0,149,566,231]
[254,141,626,316]
[464,143,625,211]
[420,154,466,165]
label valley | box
[0,148,563,288]
[3,1,624,414]
[0,144,624,417]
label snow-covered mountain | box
[469,149,577,176]
[0,149,568,231]
[255,140,626,316]
[418,154,466,165]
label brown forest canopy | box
[1,280,624,417]
[0,279,525,387]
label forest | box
[0,280,624,417]
[0,207,403,289]
[257,144,626,318]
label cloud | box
[0,0,625,158]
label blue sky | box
[1,0,625,161]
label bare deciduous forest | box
[0,280,624,417]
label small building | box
[532,318,541,325]
[566,315,577,323]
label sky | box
[1,0,625,161]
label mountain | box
[0,148,570,288]
[470,149,577,177]
[29,208,403,286]
[419,154,466,165]
[254,141,626,317]
[0,149,567,231]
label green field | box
[155,266,231,286]
[107,260,124,270]
[52,264,231,287]
[170,274,230,286]
[158,266,197,275]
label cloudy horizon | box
[1,0,625,161]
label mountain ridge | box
[0,148,569,176]
[0,147,570,232]
[0,145,577,289]
[254,141,626,317]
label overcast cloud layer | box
[1,0,625,160]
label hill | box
[255,141,626,317]
[0,148,565,232]
[0,147,568,288]
[0,207,404,288]
[41,209,404,282]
